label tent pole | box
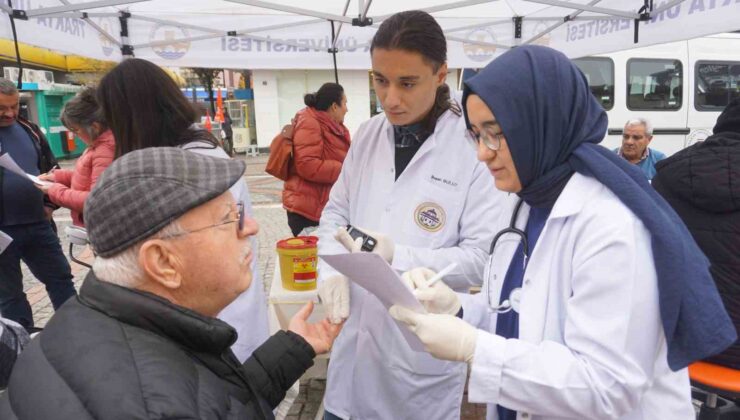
[225,0,354,24]
[54,0,121,47]
[373,0,490,23]
[523,0,639,20]
[5,0,25,89]
[330,20,339,84]
[513,16,523,46]
[361,0,373,20]
[24,0,147,18]
[521,0,602,45]
[332,0,351,50]
[119,11,134,58]
[634,0,654,43]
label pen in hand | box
[425,263,458,287]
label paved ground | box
[20,153,486,420]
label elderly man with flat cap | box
[0,147,342,419]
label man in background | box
[614,117,666,180]
[0,78,75,330]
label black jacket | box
[15,117,58,175]
[653,125,740,369]
[0,272,315,419]
[0,117,59,214]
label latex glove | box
[402,267,461,315]
[389,305,477,363]
[318,274,350,324]
[289,301,344,354]
[335,226,394,264]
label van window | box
[573,57,614,110]
[695,61,740,111]
[627,59,683,111]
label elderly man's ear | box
[138,240,184,290]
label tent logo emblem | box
[150,24,190,60]
[463,28,498,62]
[97,19,115,57]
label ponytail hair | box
[304,82,345,111]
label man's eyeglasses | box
[163,201,244,239]
[467,127,503,151]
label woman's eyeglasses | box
[467,127,503,151]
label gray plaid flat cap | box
[84,147,246,257]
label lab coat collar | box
[548,173,601,220]
[382,107,459,150]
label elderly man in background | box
[0,78,75,330]
[614,117,666,180]
[0,147,341,419]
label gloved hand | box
[318,274,350,324]
[335,226,395,264]
[389,305,478,363]
[402,267,461,315]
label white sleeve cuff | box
[460,292,490,330]
[468,330,506,404]
[391,243,413,272]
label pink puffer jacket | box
[48,130,115,227]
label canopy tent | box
[2,0,740,73]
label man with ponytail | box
[315,10,504,420]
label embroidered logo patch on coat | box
[414,202,446,232]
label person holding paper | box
[0,78,75,330]
[36,88,115,228]
[389,46,736,420]
[315,11,504,420]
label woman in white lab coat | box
[390,45,737,420]
[316,10,504,420]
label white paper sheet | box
[0,230,12,255]
[319,252,427,352]
[0,153,52,186]
[26,173,53,187]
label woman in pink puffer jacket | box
[37,88,115,227]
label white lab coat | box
[460,173,694,420]
[182,142,269,363]
[317,108,505,420]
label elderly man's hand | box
[289,301,344,355]
[335,226,394,264]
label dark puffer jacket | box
[0,272,315,419]
[653,100,740,369]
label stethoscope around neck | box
[485,198,528,314]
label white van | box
[573,32,740,156]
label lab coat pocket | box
[402,182,462,248]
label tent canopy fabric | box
[1,1,739,70]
